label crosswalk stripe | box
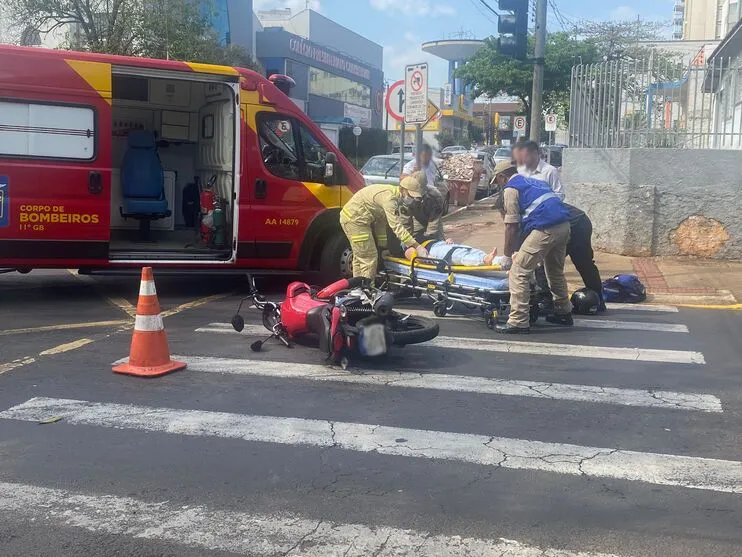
[429,336,705,364]
[398,309,689,333]
[170,355,722,413]
[606,303,678,313]
[0,481,625,556]
[3,397,739,494]
[196,323,706,365]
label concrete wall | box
[563,148,742,259]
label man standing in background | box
[513,140,564,200]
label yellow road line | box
[0,320,130,337]
[673,303,742,310]
[67,270,138,318]
[0,357,36,375]
[161,292,236,318]
[39,339,94,356]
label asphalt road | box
[1,269,742,556]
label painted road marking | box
[399,309,689,333]
[606,303,678,313]
[197,323,706,365]
[3,397,739,494]
[429,336,705,364]
[0,357,36,375]
[166,355,722,412]
[0,320,130,337]
[38,338,94,356]
[0,481,626,557]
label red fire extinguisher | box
[200,188,215,245]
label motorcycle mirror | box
[231,314,245,332]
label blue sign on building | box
[0,176,8,228]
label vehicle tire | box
[389,313,440,346]
[433,303,447,317]
[319,233,352,284]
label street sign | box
[513,115,527,136]
[404,62,428,124]
[385,80,405,122]
[352,126,362,137]
[545,113,557,132]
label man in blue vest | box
[492,160,573,333]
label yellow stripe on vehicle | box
[303,182,354,209]
[65,60,112,105]
[185,62,240,75]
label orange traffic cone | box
[113,267,186,378]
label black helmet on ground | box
[571,288,601,315]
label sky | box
[254,0,675,85]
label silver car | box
[360,155,451,215]
[493,146,513,166]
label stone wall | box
[562,148,742,259]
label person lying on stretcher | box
[403,240,512,269]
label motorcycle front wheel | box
[388,313,440,346]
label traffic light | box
[498,0,528,60]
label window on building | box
[298,124,329,183]
[308,67,371,108]
[257,113,300,180]
[0,101,95,160]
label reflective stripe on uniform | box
[523,192,557,217]
[341,208,352,218]
[351,234,370,242]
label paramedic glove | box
[415,245,429,258]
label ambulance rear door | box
[0,51,112,267]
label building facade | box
[683,0,742,40]
[256,28,384,129]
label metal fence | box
[569,54,741,149]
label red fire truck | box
[0,45,364,279]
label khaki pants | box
[508,221,572,328]
[340,218,379,279]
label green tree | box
[573,18,667,60]
[456,33,599,120]
[6,0,260,70]
[435,131,456,149]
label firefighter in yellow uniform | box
[340,171,429,279]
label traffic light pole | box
[529,0,547,141]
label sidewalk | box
[443,201,742,307]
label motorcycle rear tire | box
[389,314,440,346]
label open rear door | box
[0,53,112,267]
[196,81,240,262]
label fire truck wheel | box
[320,234,352,283]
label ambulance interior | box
[109,71,238,261]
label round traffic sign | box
[410,70,424,92]
[513,116,527,130]
[385,80,405,122]
[545,114,557,125]
[352,126,362,137]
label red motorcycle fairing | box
[316,276,365,300]
[280,282,327,339]
[330,306,343,356]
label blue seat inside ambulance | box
[120,130,170,238]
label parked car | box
[470,151,496,197]
[360,155,451,214]
[493,146,513,166]
[392,144,415,155]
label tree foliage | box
[456,33,599,120]
[6,0,261,70]
[573,18,667,60]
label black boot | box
[546,312,574,326]
[495,323,530,334]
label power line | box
[477,0,500,17]
[467,0,498,26]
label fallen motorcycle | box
[230,276,439,367]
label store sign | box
[344,103,372,127]
[289,38,371,81]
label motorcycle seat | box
[305,305,332,355]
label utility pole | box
[529,0,547,141]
